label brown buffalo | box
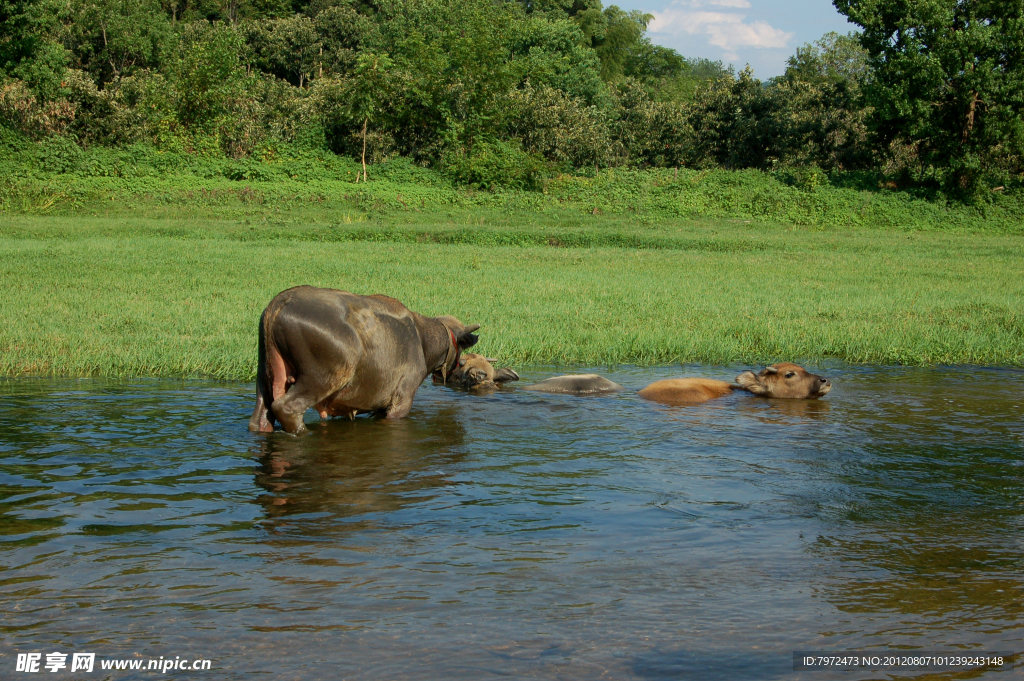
[524,374,625,395]
[248,286,480,434]
[446,353,519,390]
[638,363,831,405]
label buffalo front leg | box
[383,378,421,419]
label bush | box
[506,84,610,169]
[0,80,76,138]
[441,138,547,190]
[37,135,83,173]
[607,78,691,168]
[0,122,33,163]
[777,165,828,192]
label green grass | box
[3,136,1024,234]
[1,210,1021,379]
[2,137,1021,376]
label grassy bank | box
[3,137,1024,234]
[1,211,1021,379]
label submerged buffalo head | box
[450,353,519,390]
[734,363,831,399]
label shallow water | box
[1,366,1022,679]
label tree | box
[56,0,173,86]
[574,4,651,81]
[834,0,1024,190]
[365,0,604,162]
[624,40,730,102]
[784,31,869,88]
[172,22,251,129]
[314,4,370,77]
[243,16,320,86]
[0,0,68,100]
[768,32,871,170]
[1,0,40,75]
[516,0,601,18]
[345,50,393,181]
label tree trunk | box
[361,117,368,183]
[101,24,120,82]
[962,90,978,145]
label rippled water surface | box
[1,366,1022,679]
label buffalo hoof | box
[273,412,306,435]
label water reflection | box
[252,409,467,527]
[813,524,1024,618]
[733,395,832,420]
[798,367,1024,650]
[0,368,1021,680]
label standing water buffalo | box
[249,286,480,434]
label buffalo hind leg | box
[248,388,275,432]
[248,366,276,432]
[249,313,281,433]
[270,378,326,435]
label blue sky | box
[613,0,857,79]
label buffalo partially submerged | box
[524,374,624,395]
[639,363,831,405]
[249,286,480,434]
[446,353,519,391]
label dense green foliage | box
[2,0,1019,193]
[3,127,1023,232]
[835,0,1024,195]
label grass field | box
[4,136,1024,234]
[1,206,1021,379]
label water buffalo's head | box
[734,363,831,399]
[434,315,481,350]
[430,316,481,383]
[450,353,519,390]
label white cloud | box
[693,0,752,7]
[648,1,793,57]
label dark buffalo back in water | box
[249,286,479,433]
[524,374,625,395]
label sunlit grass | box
[4,157,1024,234]
[1,212,1021,379]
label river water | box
[1,366,1022,679]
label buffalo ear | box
[735,370,769,395]
[493,368,519,383]
[455,324,480,349]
